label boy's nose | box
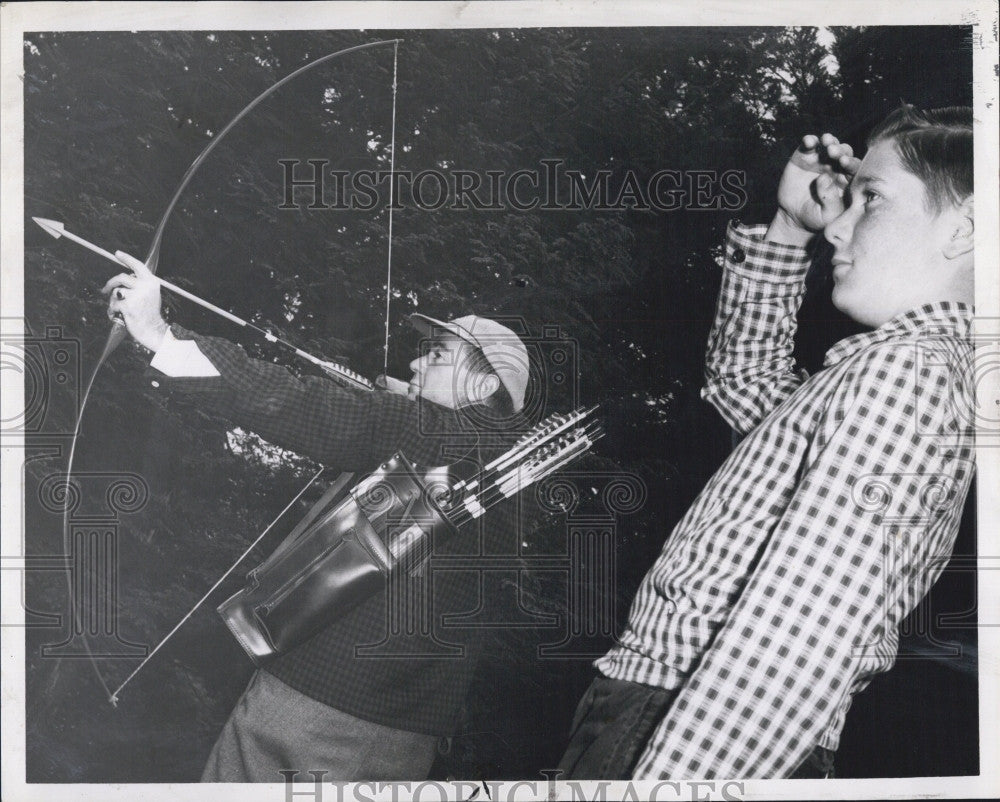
[823,208,852,247]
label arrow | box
[33,216,374,390]
[34,217,252,327]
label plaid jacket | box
[596,222,975,778]
[148,327,531,735]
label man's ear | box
[943,196,974,260]
[470,372,501,403]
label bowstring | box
[382,41,399,378]
[108,466,325,704]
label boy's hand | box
[102,251,169,351]
[766,133,861,246]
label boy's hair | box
[868,104,973,213]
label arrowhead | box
[32,217,65,239]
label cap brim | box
[408,313,484,351]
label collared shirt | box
[150,327,220,376]
[596,222,975,778]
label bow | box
[60,39,402,705]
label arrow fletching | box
[316,360,376,392]
[443,406,603,524]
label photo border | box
[2,2,997,800]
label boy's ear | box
[470,372,501,403]
[942,196,974,260]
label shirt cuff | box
[149,328,221,377]
[725,221,812,283]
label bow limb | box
[112,38,403,365]
[63,39,402,705]
[60,325,127,703]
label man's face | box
[408,334,476,409]
[823,139,963,328]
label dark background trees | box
[21,26,975,781]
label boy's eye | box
[862,190,880,205]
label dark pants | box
[557,675,835,779]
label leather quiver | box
[217,452,455,663]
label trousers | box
[201,670,440,782]
[557,675,835,779]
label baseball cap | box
[408,313,529,413]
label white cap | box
[409,313,529,413]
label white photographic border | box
[2,3,997,801]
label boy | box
[558,105,975,779]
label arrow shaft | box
[59,226,120,263]
[155,276,249,328]
[60,225,349,358]
[56,224,249,327]
[52,222,376,388]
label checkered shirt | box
[595,222,975,778]
[149,327,527,735]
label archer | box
[105,255,552,781]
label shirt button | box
[731,248,746,264]
[150,380,160,388]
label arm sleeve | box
[634,340,975,779]
[144,325,453,470]
[701,222,812,436]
